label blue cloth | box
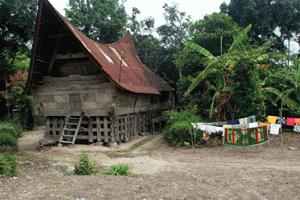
[227,119,239,125]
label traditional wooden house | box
[27,0,174,146]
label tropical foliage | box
[164,110,202,146]
[0,0,299,145]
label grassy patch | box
[0,153,17,178]
[104,163,132,176]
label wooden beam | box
[36,58,50,64]
[55,52,87,60]
[48,37,62,73]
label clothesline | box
[267,115,300,126]
[191,115,282,136]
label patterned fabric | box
[224,125,269,146]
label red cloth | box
[286,118,295,126]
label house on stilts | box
[27,0,174,146]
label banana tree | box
[184,25,272,120]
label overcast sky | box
[49,0,230,27]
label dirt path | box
[1,128,300,199]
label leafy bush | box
[104,163,131,176]
[0,121,22,138]
[74,152,97,175]
[164,110,203,147]
[0,153,17,178]
[0,133,17,148]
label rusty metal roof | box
[48,1,174,95]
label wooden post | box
[124,115,128,142]
[104,117,108,143]
[59,118,64,137]
[115,117,120,144]
[53,117,58,141]
[88,117,93,143]
[46,118,50,137]
[96,117,102,142]
[280,100,284,152]
[110,117,115,143]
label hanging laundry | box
[239,117,247,125]
[248,116,256,123]
[270,124,281,135]
[249,122,258,128]
[224,125,269,146]
[286,118,296,126]
[295,118,300,125]
[294,125,300,133]
[227,119,239,125]
[278,117,286,125]
[192,123,223,134]
[267,116,278,124]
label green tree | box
[184,25,273,120]
[0,0,37,119]
[65,0,127,43]
[0,0,37,80]
[127,7,178,83]
[222,0,300,49]
[157,3,191,79]
[176,13,240,78]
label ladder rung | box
[66,122,78,125]
[60,141,73,144]
[64,128,76,132]
[63,135,74,138]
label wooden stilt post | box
[88,117,93,143]
[104,117,108,144]
[280,100,284,152]
[96,117,101,143]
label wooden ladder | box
[59,115,83,145]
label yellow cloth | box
[267,116,278,124]
[295,118,300,125]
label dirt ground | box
[1,128,300,200]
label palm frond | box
[263,87,299,110]
[184,41,216,60]
[209,91,220,118]
[184,61,219,96]
[229,24,252,52]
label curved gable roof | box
[28,0,174,95]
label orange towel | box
[295,118,300,125]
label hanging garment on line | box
[248,115,256,123]
[295,118,300,125]
[249,122,259,128]
[267,116,278,124]
[279,117,286,125]
[294,125,300,133]
[270,124,281,135]
[192,124,223,133]
[227,119,239,125]
[223,125,269,146]
[286,118,296,126]
[239,116,257,125]
[239,117,247,125]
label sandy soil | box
[1,128,300,200]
